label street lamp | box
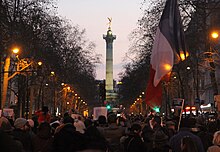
[211,31,219,39]
[12,47,20,54]
[180,51,189,61]
[51,71,55,76]
[37,61,43,66]
[1,46,21,108]
[186,66,191,70]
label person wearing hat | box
[166,120,177,139]
[0,116,13,133]
[12,118,33,152]
[0,117,24,152]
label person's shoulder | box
[207,145,220,152]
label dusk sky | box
[57,0,143,80]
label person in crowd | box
[74,116,86,134]
[142,116,155,151]
[50,121,60,136]
[98,115,108,127]
[84,118,93,129]
[31,115,39,134]
[196,124,213,151]
[124,123,145,152]
[52,116,86,152]
[32,122,53,152]
[0,117,24,152]
[84,121,108,152]
[35,106,51,124]
[149,115,170,152]
[0,129,24,152]
[102,113,126,152]
[0,116,14,133]
[96,115,108,136]
[165,120,177,139]
[117,114,126,127]
[169,118,205,152]
[27,119,36,139]
[207,130,220,152]
[12,118,33,152]
[181,136,198,152]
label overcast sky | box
[57,0,143,80]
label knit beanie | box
[14,118,27,129]
[0,117,13,132]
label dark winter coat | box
[52,123,86,152]
[0,129,24,152]
[124,133,145,152]
[32,125,53,152]
[169,128,205,152]
[12,128,32,152]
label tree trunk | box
[2,56,10,108]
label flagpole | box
[177,99,184,131]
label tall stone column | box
[103,27,116,102]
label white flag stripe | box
[151,27,174,87]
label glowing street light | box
[180,51,189,61]
[186,66,191,70]
[38,61,43,66]
[211,31,219,39]
[12,47,20,54]
[51,71,55,75]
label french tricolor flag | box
[146,0,186,109]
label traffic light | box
[153,107,160,113]
[106,104,111,110]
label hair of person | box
[63,116,74,124]
[213,130,220,145]
[107,113,117,124]
[130,123,142,133]
[153,116,161,125]
[42,106,49,115]
[38,122,51,131]
[98,115,107,125]
[181,136,198,152]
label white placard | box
[3,108,14,117]
[173,98,184,106]
[93,107,107,120]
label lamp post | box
[1,47,20,109]
[208,31,220,116]
[209,31,219,96]
[50,71,56,116]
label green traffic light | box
[106,105,111,110]
[153,107,160,113]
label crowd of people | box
[0,106,220,152]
